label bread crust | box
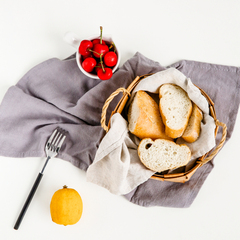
[182,103,203,143]
[128,90,172,140]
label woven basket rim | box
[101,73,227,183]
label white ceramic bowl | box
[64,32,121,79]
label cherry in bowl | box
[77,27,120,80]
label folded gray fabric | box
[0,52,239,208]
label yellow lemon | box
[50,185,83,226]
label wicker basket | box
[101,74,227,183]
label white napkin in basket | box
[86,113,154,195]
[86,68,216,195]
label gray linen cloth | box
[0,52,239,207]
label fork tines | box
[46,127,67,153]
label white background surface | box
[0,1,240,239]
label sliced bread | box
[182,103,203,143]
[128,90,172,140]
[138,138,191,172]
[159,84,192,138]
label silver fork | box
[14,127,67,230]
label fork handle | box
[14,172,43,230]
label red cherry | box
[95,62,105,73]
[82,51,93,60]
[97,68,113,80]
[92,44,109,58]
[92,39,106,45]
[82,57,97,72]
[79,40,93,56]
[104,52,118,67]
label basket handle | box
[101,88,130,132]
[197,120,227,165]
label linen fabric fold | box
[0,52,239,207]
[86,113,154,195]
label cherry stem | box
[111,42,116,53]
[100,26,103,44]
[99,54,105,72]
[87,48,101,56]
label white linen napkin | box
[86,113,154,195]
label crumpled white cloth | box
[86,68,216,195]
[86,113,154,195]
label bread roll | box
[182,103,203,143]
[128,90,172,140]
[159,84,192,138]
[138,138,191,172]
